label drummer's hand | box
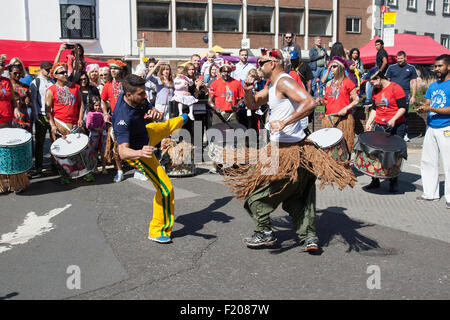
[139,145,154,158]
[243,77,256,91]
[51,124,57,136]
[387,118,396,127]
[337,108,347,116]
[269,120,286,133]
[14,108,21,119]
[77,119,84,128]
[364,121,372,132]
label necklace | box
[112,80,123,98]
[56,83,75,106]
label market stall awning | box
[359,34,450,66]
[0,39,108,73]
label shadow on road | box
[267,206,381,255]
[173,196,234,240]
[0,292,19,300]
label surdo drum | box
[307,127,349,162]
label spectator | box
[385,51,418,142]
[30,61,55,175]
[12,92,31,133]
[207,64,220,87]
[349,48,365,78]
[99,67,111,88]
[232,48,256,82]
[171,66,197,120]
[208,60,244,126]
[415,54,450,209]
[290,50,314,94]
[190,54,202,78]
[86,64,101,91]
[364,39,389,106]
[8,65,32,119]
[54,43,87,79]
[201,50,217,79]
[309,37,329,97]
[281,33,301,55]
[185,62,208,100]
[8,57,28,77]
[147,60,174,121]
[73,70,100,123]
[135,63,156,105]
[85,95,107,175]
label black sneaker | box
[299,236,319,252]
[364,178,380,190]
[243,231,277,248]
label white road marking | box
[0,204,72,254]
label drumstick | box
[55,131,71,143]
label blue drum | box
[0,128,33,174]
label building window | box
[176,3,207,31]
[444,0,450,14]
[441,34,450,48]
[424,32,435,39]
[407,0,417,10]
[387,0,398,8]
[309,10,332,36]
[59,0,96,39]
[247,6,274,33]
[346,17,361,33]
[426,0,435,13]
[137,1,170,30]
[213,4,242,32]
[279,8,304,35]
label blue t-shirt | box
[385,63,418,95]
[112,93,151,150]
[424,79,450,129]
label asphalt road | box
[0,147,449,302]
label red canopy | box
[0,39,108,69]
[360,33,450,66]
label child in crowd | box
[171,66,197,120]
[12,92,31,133]
[200,50,216,78]
[85,95,107,174]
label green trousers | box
[244,166,317,242]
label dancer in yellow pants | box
[113,74,188,244]
[128,116,185,241]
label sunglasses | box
[258,60,271,67]
[330,65,339,69]
[56,71,68,75]
[285,36,292,39]
[80,78,88,81]
[12,72,22,76]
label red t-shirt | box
[372,82,406,125]
[209,78,244,112]
[101,80,123,114]
[0,77,14,124]
[48,83,81,124]
[323,78,356,115]
[289,71,305,89]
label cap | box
[40,61,52,70]
[290,50,299,60]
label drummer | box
[46,62,91,184]
[363,67,407,192]
[320,56,360,154]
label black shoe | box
[243,231,277,248]
[299,236,319,252]
[364,178,380,190]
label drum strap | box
[54,118,71,133]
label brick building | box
[139,0,374,61]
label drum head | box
[0,128,32,146]
[358,131,406,152]
[206,123,247,143]
[51,133,89,157]
[308,127,343,148]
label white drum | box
[308,127,349,162]
[50,133,97,178]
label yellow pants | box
[128,116,185,239]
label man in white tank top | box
[237,49,321,252]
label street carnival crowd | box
[0,34,449,250]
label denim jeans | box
[312,67,326,98]
[365,82,373,103]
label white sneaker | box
[133,170,147,181]
[255,109,264,115]
[404,134,410,142]
[188,112,195,121]
[113,170,124,183]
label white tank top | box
[267,74,306,143]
